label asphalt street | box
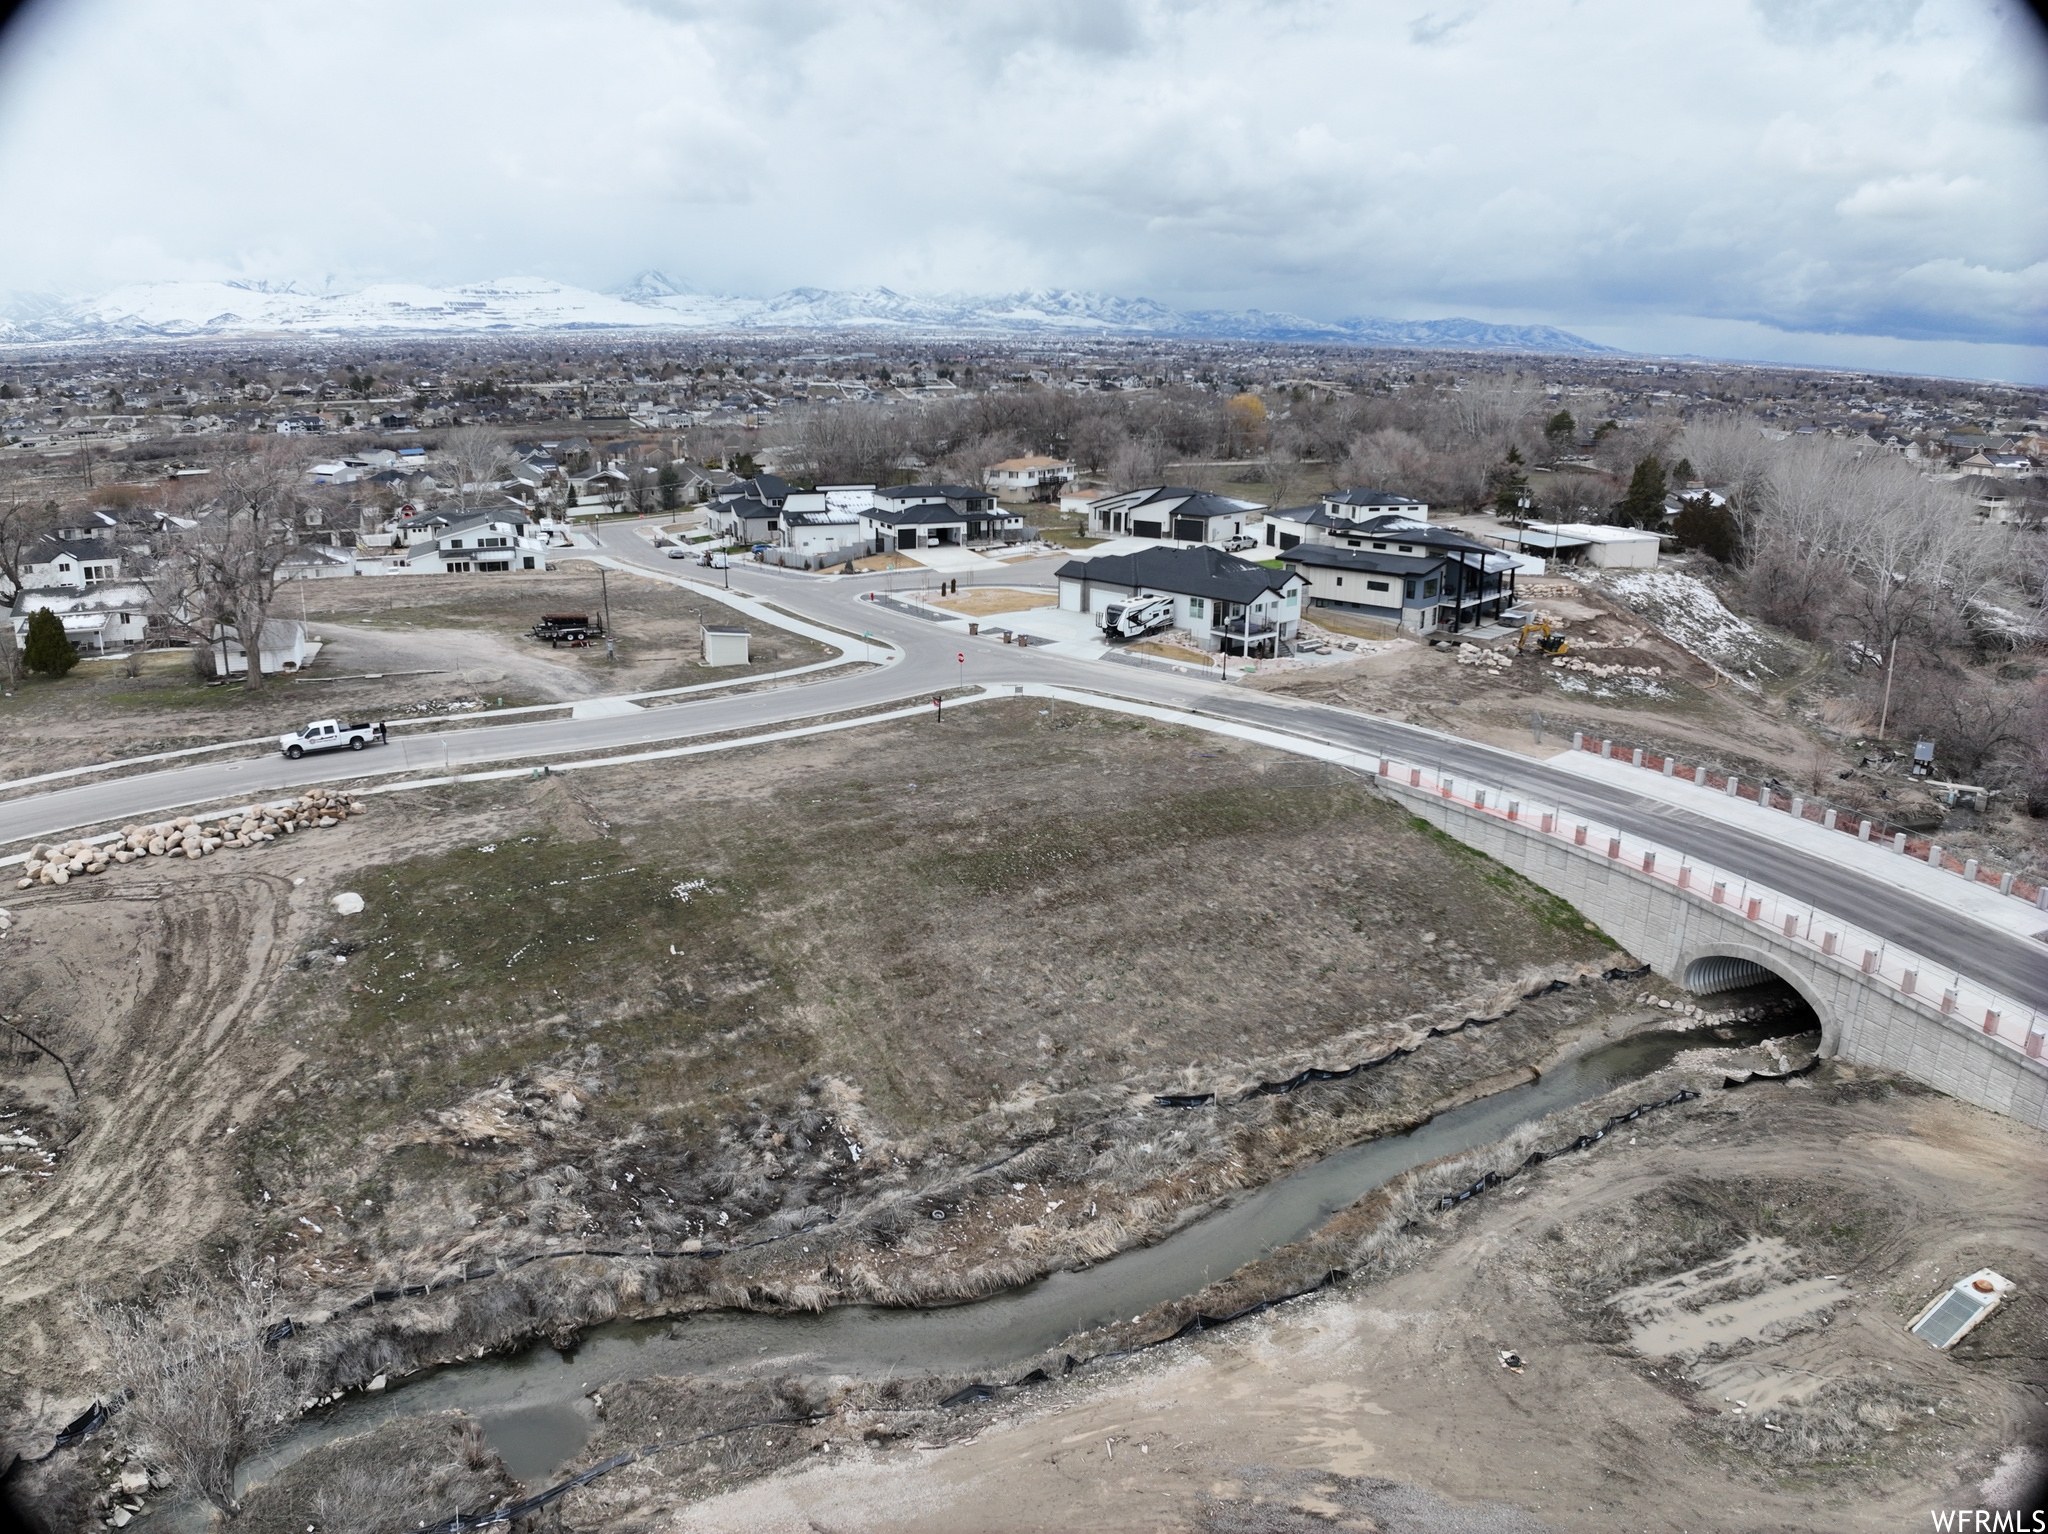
[5,522,2044,1007]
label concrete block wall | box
[1388,785,2048,1131]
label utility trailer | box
[532,613,604,647]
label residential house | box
[857,485,1023,553]
[1259,487,1430,551]
[775,485,874,562]
[984,456,1076,500]
[15,535,124,593]
[10,577,152,653]
[1280,541,1509,637]
[1055,545,1306,657]
[393,510,550,574]
[1088,486,1262,542]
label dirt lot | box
[565,1069,2048,1534]
[0,567,831,781]
[931,590,1057,619]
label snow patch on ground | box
[1597,570,1792,684]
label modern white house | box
[390,511,551,574]
[1259,487,1431,550]
[1088,486,1263,543]
[1280,530,1524,637]
[857,485,1025,553]
[1055,545,1306,657]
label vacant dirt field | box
[566,1070,2048,1534]
[0,566,831,781]
[931,590,1057,619]
[0,700,1631,1506]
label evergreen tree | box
[1615,455,1668,527]
[1543,409,1575,447]
[22,607,78,677]
[1673,494,1740,563]
[1671,456,1695,485]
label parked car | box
[1219,534,1258,553]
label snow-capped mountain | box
[0,275,1617,354]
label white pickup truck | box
[279,719,387,759]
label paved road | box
[7,524,2045,1008]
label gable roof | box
[1091,485,1265,519]
[1056,545,1300,603]
[874,483,990,502]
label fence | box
[1565,732,2046,910]
[1366,751,2046,1064]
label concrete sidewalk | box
[1550,748,2048,946]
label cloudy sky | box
[0,0,2043,379]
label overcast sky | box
[0,0,2043,380]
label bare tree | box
[148,441,308,692]
[1106,431,1169,491]
[87,1263,300,1520]
[0,463,63,600]
[437,425,507,514]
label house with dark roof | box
[1055,545,1306,657]
[1259,487,1431,550]
[857,485,1022,553]
[1088,486,1262,542]
[1279,519,1522,636]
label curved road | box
[6,523,2046,1007]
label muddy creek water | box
[236,1017,1806,1494]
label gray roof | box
[1305,514,1494,555]
[1056,545,1298,603]
[1280,544,1448,577]
[1325,487,1426,507]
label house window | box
[1398,545,1413,553]
[1188,597,1206,616]
[1335,577,1343,587]
[1423,578,1438,598]
[1404,580,1417,599]
[1366,580,1390,592]
[1371,542,1386,550]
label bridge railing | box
[1367,753,2047,1063]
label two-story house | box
[984,456,1076,500]
[396,511,550,574]
[857,485,1023,553]
[1258,487,1431,550]
[1279,517,1521,636]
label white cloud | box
[0,0,2039,367]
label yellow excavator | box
[1517,621,1569,656]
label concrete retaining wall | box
[1387,784,2048,1130]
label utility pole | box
[1877,638,1898,741]
[598,563,613,638]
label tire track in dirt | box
[0,872,302,1314]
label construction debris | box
[15,789,366,889]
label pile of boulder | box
[16,789,366,888]
[1550,656,1664,679]
[1454,643,1513,671]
